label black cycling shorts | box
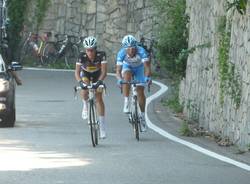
[80,69,101,83]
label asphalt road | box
[0,69,249,184]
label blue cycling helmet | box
[122,35,137,48]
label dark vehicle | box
[0,56,22,127]
[0,0,23,127]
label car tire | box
[0,109,16,128]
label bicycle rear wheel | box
[64,44,79,69]
[41,42,58,66]
[89,100,98,147]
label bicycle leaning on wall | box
[19,31,52,66]
[41,34,81,69]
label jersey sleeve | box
[76,53,84,65]
[116,48,125,66]
[138,46,149,63]
[100,52,107,64]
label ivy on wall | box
[218,16,242,108]
[227,0,248,15]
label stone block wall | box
[180,0,250,148]
[36,0,158,71]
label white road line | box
[146,80,250,172]
[24,67,75,72]
[23,67,250,171]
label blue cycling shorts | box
[122,64,146,86]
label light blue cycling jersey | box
[116,46,149,68]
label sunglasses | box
[126,47,136,49]
[86,49,95,52]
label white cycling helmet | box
[83,36,97,49]
[122,35,137,48]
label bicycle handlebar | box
[74,82,106,100]
[120,80,151,93]
[74,82,106,91]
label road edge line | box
[146,80,250,172]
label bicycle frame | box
[129,84,140,140]
[74,81,106,147]
[121,80,145,141]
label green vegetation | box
[164,97,183,114]
[227,0,248,15]
[153,0,189,78]
[35,0,51,32]
[218,16,242,108]
[7,0,29,60]
[162,80,183,113]
[179,120,193,137]
[7,0,50,60]
[218,16,230,105]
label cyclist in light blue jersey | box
[116,35,152,132]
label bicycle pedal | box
[128,118,132,124]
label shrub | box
[153,0,189,77]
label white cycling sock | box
[124,97,129,103]
[99,116,105,125]
[82,100,87,109]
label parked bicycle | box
[74,80,106,147]
[20,31,51,66]
[42,34,81,69]
[121,80,150,141]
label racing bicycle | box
[121,80,150,141]
[74,81,106,147]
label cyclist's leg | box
[80,71,90,100]
[96,92,104,116]
[80,71,90,120]
[134,65,147,131]
[92,70,104,117]
[93,70,106,138]
[134,65,146,113]
[96,91,106,138]
[122,64,132,113]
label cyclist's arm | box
[116,49,124,80]
[144,60,151,77]
[75,63,82,82]
[139,46,151,77]
[98,62,107,81]
[116,65,122,80]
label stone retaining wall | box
[34,0,157,70]
[180,0,250,148]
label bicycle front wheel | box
[131,96,140,141]
[89,100,98,147]
[41,42,58,66]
